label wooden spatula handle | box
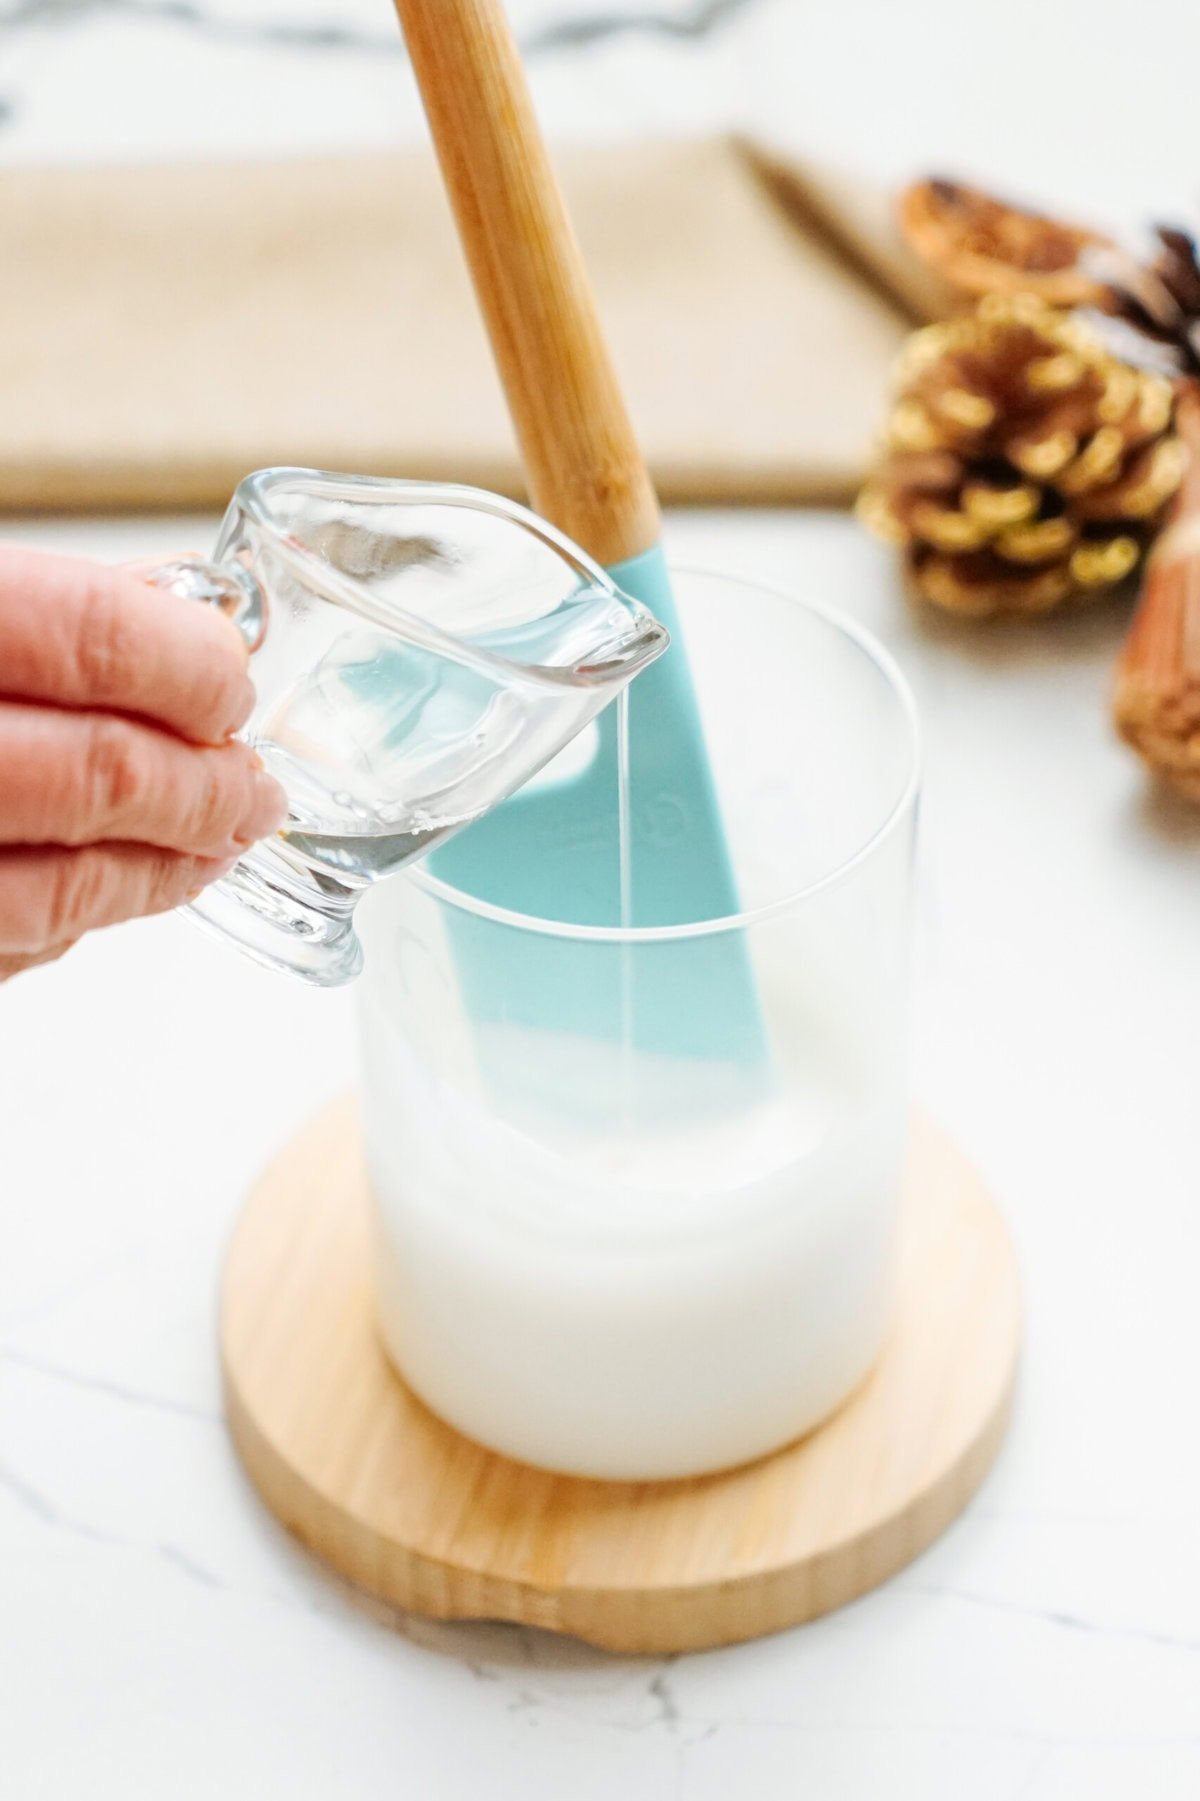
[392,0,661,568]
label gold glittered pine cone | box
[858,294,1187,618]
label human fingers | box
[0,844,238,954]
[0,704,286,857]
[0,940,75,983]
[0,546,256,745]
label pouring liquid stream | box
[617,687,635,1134]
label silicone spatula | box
[391,0,765,1065]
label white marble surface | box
[3,4,1200,1796]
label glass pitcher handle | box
[149,559,267,654]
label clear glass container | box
[358,568,919,1481]
[152,469,666,985]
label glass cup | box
[357,567,920,1481]
[151,468,668,985]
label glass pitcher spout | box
[150,468,667,986]
[560,600,669,687]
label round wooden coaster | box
[222,1097,1019,1654]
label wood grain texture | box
[391,0,662,566]
[222,1098,1020,1654]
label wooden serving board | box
[222,1098,1019,1655]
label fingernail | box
[227,677,257,736]
[185,850,241,900]
[232,769,289,849]
[185,854,239,903]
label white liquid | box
[363,976,906,1481]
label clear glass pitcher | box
[151,468,668,984]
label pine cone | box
[1103,225,1200,376]
[858,294,1186,617]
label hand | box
[0,546,287,981]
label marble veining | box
[0,0,762,57]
